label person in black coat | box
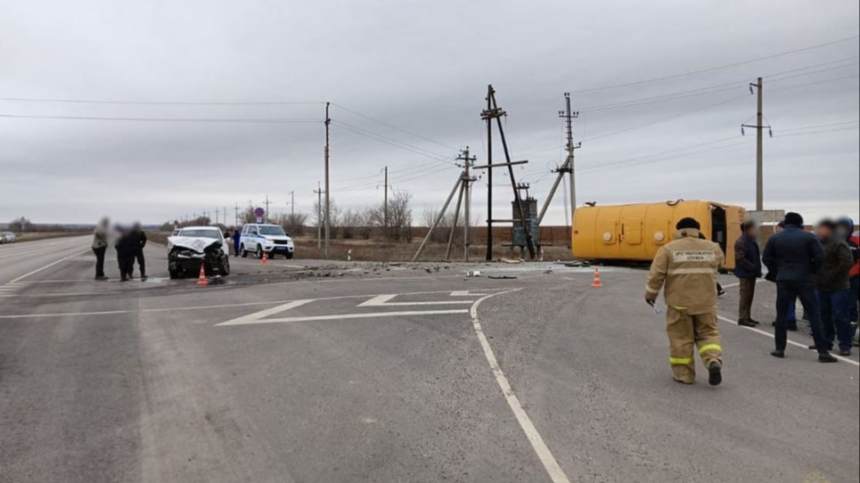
[130,222,147,281]
[115,227,137,282]
[734,221,763,327]
[762,212,837,362]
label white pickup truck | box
[239,224,295,259]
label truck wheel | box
[221,258,230,276]
[240,244,248,258]
[169,269,179,280]
[256,245,263,259]
[285,252,294,260]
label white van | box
[239,224,295,259]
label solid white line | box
[359,294,473,307]
[9,248,91,284]
[0,310,129,319]
[717,315,859,367]
[469,289,573,483]
[226,309,469,325]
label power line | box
[580,57,859,113]
[0,97,324,106]
[568,35,859,94]
[0,113,322,124]
[331,103,459,151]
[333,120,457,164]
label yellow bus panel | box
[572,200,746,270]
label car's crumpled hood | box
[168,236,221,253]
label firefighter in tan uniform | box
[645,217,725,386]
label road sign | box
[254,207,265,217]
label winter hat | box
[836,216,855,233]
[741,220,757,231]
[817,219,837,230]
[784,212,804,227]
[676,217,701,231]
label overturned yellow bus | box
[572,200,746,270]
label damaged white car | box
[167,226,230,279]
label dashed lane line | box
[469,289,573,483]
[717,315,859,367]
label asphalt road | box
[1,237,858,483]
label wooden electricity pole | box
[480,85,536,260]
[485,89,494,261]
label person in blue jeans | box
[763,212,837,363]
[813,220,855,356]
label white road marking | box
[216,300,314,326]
[717,315,859,367]
[359,294,473,307]
[719,279,766,290]
[9,248,91,284]
[225,309,469,325]
[0,290,492,320]
[450,290,488,296]
[469,289,573,483]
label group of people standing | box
[734,213,859,359]
[91,218,148,282]
[644,213,858,387]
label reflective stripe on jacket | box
[645,228,724,314]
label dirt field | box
[3,232,90,244]
[147,231,574,262]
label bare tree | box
[282,213,308,236]
[385,191,413,242]
[8,217,32,233]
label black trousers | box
[776,281,828,353]
[134,249,146,277]
[93,246,107,278]
[117,252,134,280]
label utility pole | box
[324,102,331,258]
[383,166,389,229]
[290,191,295,217]
[485,88,494,261]
[264,195,270,223]
[742,77,772,212]
[457,147,476,261]
[480,85,535,259]
[234,203,239,226]
[539,93,581,251]
[314,182,324,250]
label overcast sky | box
[1,0,858,227]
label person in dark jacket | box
[768,220,798,329]
[762,212,837,363]
[812,219,855,356]
[835,217,859,327]
[130,222,147,281]
[115,226,137,282]
[232,229,241,257]
[734,220,763,327]
[92,217,110,280]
